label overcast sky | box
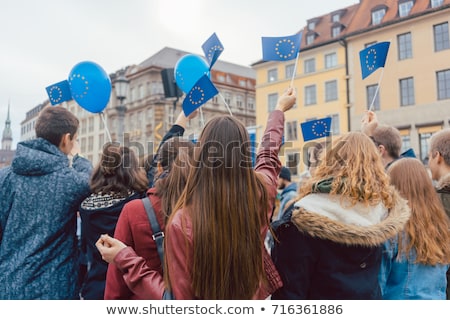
[0,0,358,146]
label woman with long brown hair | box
[163,88,296,299]
[271,132,411,299]
[379,157,450,299]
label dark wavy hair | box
[89,142,148,196]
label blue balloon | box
[68,61,112,113]
[174,54,210,93]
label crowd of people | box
[0,87,449,300]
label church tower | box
[2,103,13,151]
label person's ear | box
[435,151,443,164]
[378,144,386,156]
[59,133,72,154]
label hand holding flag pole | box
[359,41,390,112]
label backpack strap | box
[141,197,165,269]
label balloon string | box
[218,92,233,116]
[199,107,205,127]
[100,112,112,143]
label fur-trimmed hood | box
[290,188,410,247]
[436,172,450,191]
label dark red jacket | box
[104,188,164,299]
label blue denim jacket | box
[378,235,449,299]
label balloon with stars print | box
[68,61,112,113]
[182,74,218,116]
[45,80,72,105]
[174,54,210,94]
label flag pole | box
[290,51,300,88]
[368,68,385,112]
[218,92,233,116]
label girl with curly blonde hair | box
[271,132,411,299]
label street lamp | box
[114,69,129,144]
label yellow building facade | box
[253,0,450,177]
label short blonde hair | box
[430,128,450,166]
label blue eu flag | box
[359,41,390,79]
[202,32,224,69]
[182,75,218,116]
[300,117,332,142]
[46,80,72,105]
[262,32,302,61]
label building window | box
[431,0,443,8]
[366,84,380,111]
[434,22,450,52]
[81,119,86,134]
[325,52,337,69]
[88,117,94,133]
[285,64,295,79]
[400,134,411,153]
[372,8,386,25]
[419,132,433,163]
[268,68,278,82]
[286,152,300,176]
[326,114,340,135]
[332,14,340,23]
[325,80,338,102]
[268,93,278,112]
[286,121,298,141]
[308,22,316,30]
[81,137,86,154]
[305,85,317,106]
[399,77,415,106]
[397,32,412,60]
[236,95,243,109]
[304,58,316,73]
[437,69,450,100]
[88,136,94,152]
[138,84,145,99]
[399,1,414,18]
[99,134,105,150]
[306,34,315,45]
[332,26,341,38]
[224,92,232,106]
[247,98,255,110]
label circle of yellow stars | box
[68,74,89,99]
[275,38,296,59]
[49,86,63,103]
[312,120,329,137]
[188,86,205,105]
[365,48,377,71]
[207,45,224,60]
